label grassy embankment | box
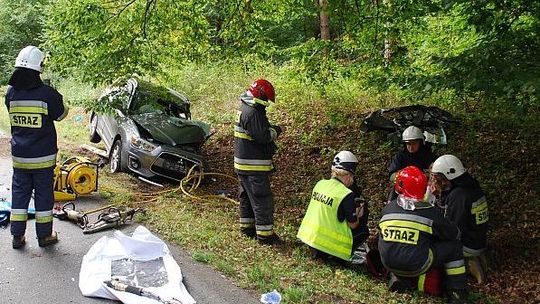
[1,63,538,303]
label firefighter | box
[234,79,282,245]
[378,166,468,304]
[5,46,68,249]
[387,126,437,201]
[297,151,369,263]
[430,155,488,258]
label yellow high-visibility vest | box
[297,178,353,261]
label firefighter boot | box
[12,235,26,249]
[38,231,59,247]
[387,273,410,293]
[447,289,469,304]
[241,227,256,239]
[467,256,487,284]
[258,233,284,246]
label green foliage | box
[0,0,46,83]
[39,0,539,117]
[43,0,214,84]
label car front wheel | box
[110,139,127,173]
[89,114,101,143]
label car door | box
[99,84,133,150]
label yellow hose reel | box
[54,157,99,202]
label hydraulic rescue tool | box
[83,206,145,234]
[104,279,183,304]
[53,156,99,202]
[54,202,114,229]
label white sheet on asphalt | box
[79,225,196,304]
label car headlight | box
[130,135,157,152]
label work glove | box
[270,125,282,138]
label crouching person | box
[297,151,369,264]
[378,166,469,304]
[430,155,489,283]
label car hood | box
[131,113,210,146]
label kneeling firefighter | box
[378,166,469,304]
[297,151,369,262]
[6,46,68,249]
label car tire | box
[110,139,127,173]
[89,114,101,143]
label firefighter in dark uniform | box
[297,151,369,263]
[234,79,282,245]
[378,166,469,304]
[6,46,68,249]
[430,155,488,283]
[387,126,437,201]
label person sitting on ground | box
[378,166,469,304]
[297,151,369,264]
[429,154,488,282]
[387,126,437,201]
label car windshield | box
[130,80,190,119]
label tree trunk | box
[383,0,392,66]
[319,0,330,40]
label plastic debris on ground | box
[79,225,196,304]
[260,289,281,304]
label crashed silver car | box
[89,78,210,183]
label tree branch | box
[106,0,137,23]
[141,0,158,39]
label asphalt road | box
[0,132,259,304]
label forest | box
[1,0,539,303]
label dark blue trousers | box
[10,168,54,238]
[238,174,275,241]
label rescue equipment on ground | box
[83,206,144,234]
[54,202,112,228]
[179,165,238,205]
[54,156,99,202]
[79,226,195,304]
[54,202,144,234]
[104,279,183,304]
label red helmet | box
[395,166,427,200]
[249,79,275,102]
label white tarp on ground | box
[79,225,196,304]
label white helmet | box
[332,151,358,174]
[402,126,424,142]
[15,46,45,72]
[431,154,467,180]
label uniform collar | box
[240,91,270,108]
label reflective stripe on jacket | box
[5,85,65,169]
[234,101,276,175]
[297,179,353,261]
[378,199,460,276]
[441,173,488,251]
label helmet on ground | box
[249,79,275,102]
[395,166,427,200]
[431,154,466,180]
[402,126,424,142]
[15,46,45,73]
[331,151,358,174]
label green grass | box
[3,65,533,303]
[142,197,434,304]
